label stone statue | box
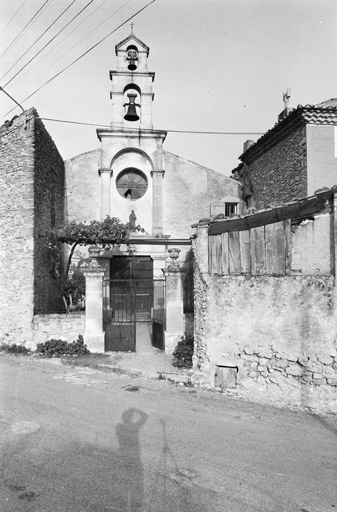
[129,210,137,230]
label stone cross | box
[131,22,134,34]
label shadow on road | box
[115,408,147,512]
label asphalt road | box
[0,354,336,512]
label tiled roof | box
[237,103,337,166]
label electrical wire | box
[40,117,264,135]
[7,0,132,94]
[1,0,157,119]
[1,0,83,82]
[0,0,28,39]
[0,0,52,62]
[3,0,94,87]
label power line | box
[1,0,82,82]
[8,0,132,94]
[1,0,157,119]
[0,0,52,62]
[0,86,24,112]
[3,0,92,87]
[0,0,28,39]
[40,117,264,135]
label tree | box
[46,216,140,278]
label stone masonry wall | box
[33,116,65,314]
[192,234,337,414]
[0,110,36,346]
[33,313,85,345]
[0,109,64,347]
[241,124,307,209]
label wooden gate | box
[103,279,136,352]
[151,279,165,350]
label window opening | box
[225,203,237,216]
[116,168,148,200]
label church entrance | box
[103,256,165,351]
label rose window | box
[116,168,148,200]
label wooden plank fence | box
[208,220,291,276]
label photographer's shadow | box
[115,408,147,511]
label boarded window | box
[214,366,238,389]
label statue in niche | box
[129,210,137,230]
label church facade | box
[64,33,241,352]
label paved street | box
[0,354,336,512]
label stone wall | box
[192,219,337,414]
[34,116,65,313]
[237,124,307,209]
[33,313,85,345]
[0,109,64,347]
[0,110,36,346]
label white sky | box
[0,0,337,176]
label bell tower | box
[96,30,167,239]
[109,30,155,129]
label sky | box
[0,0,337,176]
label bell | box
[127,49,138,71]
[128,59,137,71]
[124,93,140,122]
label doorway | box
[103,256,165,351]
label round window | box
[116,168,148,200]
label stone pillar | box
[140,92,153,129]
[163,249,186,354]
[99,168,112,220]
[83,259,106,353]
[334,191,337,278]
[195,224,209,274]
[152,170,164,235]
[110,89,124,127]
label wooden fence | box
[208,220,291,276]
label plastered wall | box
[192,218,337,414]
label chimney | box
[278,88,295,122]
[243,140,254,152]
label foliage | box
[62,269,86,312]
[0,343,31,355]
[172,335,194,368]
[36,335,90,357]
[45,216,142,277]
[51,216,134,247]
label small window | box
[116,168,148,200]
[225,203,237,216]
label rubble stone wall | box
[192,238,337,413]
[0,109,64,347]
[242,125,307,209]
[33,313,85,345]
[0,110,36,346]
[33,116,65,314]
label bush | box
[0,343,31,355]
[172,335,194,368]
[36,335,90,358]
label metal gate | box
[103,279,136,352]
[103,278,166,352]
[151,279,165,350]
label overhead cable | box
[0,86,24,112]
[1,0,157,119]
[40,117,264,135]
[0,0,52,62]
[3,0,93,87]
[1,0,83,82]
[8,0,132,93]
[0,0,28,39]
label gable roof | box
[115,34,149,55]
[237,103,337,166]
